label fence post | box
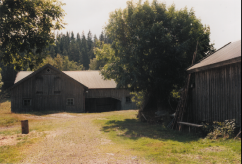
[21,120,29,134]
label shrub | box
[202,119,236,139]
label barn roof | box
[14,65,117,89]
[62,71,117,89]
[187,40,241,73]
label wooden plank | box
[215,68,219,122]
[223,66,226,121]
[178,122,203,127]
[229,65,233,121]
[226,65,230,121]
[196,72,200,122]
[210,69,213,122]
[234,63,239,124]
[217,68,221,121]
[206,71,209,122]
[202,71,206,121]
[197,72,200,123]
[238,63,241,125]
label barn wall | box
[86,89,137,110]
[192,62,241,125]
[11,67,85,113]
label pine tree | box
[71,31,75,43]
[50,46,56,57]
[87,30,93,51]
[77,33,81,44]
[99,31,105,42]
[64,31,70,53]
[81,31,89,69]
[93,34,98,46]
[87,30,95,59]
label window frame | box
[125,96,131,103]
[66,98,74,106]
[23,99,32,107]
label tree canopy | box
[32,54,83,71]
[97,0,214,108]
[0,0,65,70]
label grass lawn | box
[0,98,241,163]
[93,111,241,164]
[0,98,74,163]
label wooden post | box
[21,120,29,134]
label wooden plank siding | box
[191,62,241,126]
[11,67,86,113]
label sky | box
[59,0,241,49]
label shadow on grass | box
[100,118,201,142]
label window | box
[35,77,43,94]
[54,77,61,94]
[67,98,74,106]
[23,99,32,106]
[126,97,131,103]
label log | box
[234,130,241,140]
[141,112,147,121]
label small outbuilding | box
[187,40,241,126]
[11,64,136,113]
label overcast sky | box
[59,0,241,49]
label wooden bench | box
[178,122,203,133]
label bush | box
[202,119,236,139]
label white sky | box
[59,0,241,49]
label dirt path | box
[21,113,146,164]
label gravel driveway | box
[21,113,147,164]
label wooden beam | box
[178,121,203,127]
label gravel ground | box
[20,113,147,164]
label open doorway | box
[85,98,121,113]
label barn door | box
[35,74,62,112]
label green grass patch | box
[0,118,76,163]
[0,98,26,127]
[0,134,40,163]
[93,110,241,164]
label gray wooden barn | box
[11,64,136,113]
[187,40,241,126]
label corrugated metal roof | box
[14,70,117,89]
[187,40,241,72]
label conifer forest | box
[0,30,111,89]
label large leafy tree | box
[33,54,83,71]
[0,0,65,70]
[99,0,213,109]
